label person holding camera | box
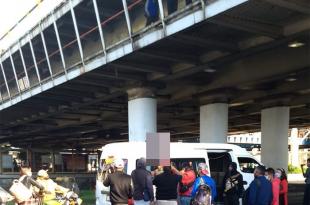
[301,158,310,205]
[103,159,133,205]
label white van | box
[96,142,261,205]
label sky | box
[0,0,63,52]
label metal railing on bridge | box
[0,0,245,110]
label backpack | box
[179,180,195,193]
[191,178,212,205]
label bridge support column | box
[127,88,157,142]
[200,103,228,143]
[261,107,289,171]
[290,128,299,167]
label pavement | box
[288,174,305,205]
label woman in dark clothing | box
[222,162,244,205]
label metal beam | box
[0,58,11,100]
[209,14,283,38]
[40,25,54,80]
[92,0,107,60]
[18,41,31,92]
[70,0,84,66]
[28,34,42,84]
[264,0,310,15]
[53,14,67,77]
[9,50,21,94]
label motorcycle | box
[42,190,82,205]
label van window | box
[171,158,206,173]
[208,152,232,172]
[238,157,260,173]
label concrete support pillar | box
[290,128,299,167]
[200,103,228,143]
[261,107,289,171]
[127,88,157,142]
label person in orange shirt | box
[171,162,196,205]
[276,169,288,205]
[266,168,280,205]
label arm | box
[279,180,288,194]
[301,165,305,176]
[210,178,217,201]
[103,174,110,187]
[248,181,257,205]
[146,174,154,201]
[29,177,44,190]
[237,174,244,197]
[128,179,133,199]
[191,178,199,197]
[171,165,182,176]
[305,168,310,179]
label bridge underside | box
[0,0,310,149]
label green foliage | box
[288,164,302,174]
[79,190,95,205]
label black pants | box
[304,184,310,205]
[167,0,193,15]
[224,195,239,205]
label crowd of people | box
[102,157,310,205]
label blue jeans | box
[180,196,192,205]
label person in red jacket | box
[276,168,288,205]
[171,162,196,205]
[266,168,280,205]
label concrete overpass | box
[0,0,310,170]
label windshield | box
[238,157,260,173]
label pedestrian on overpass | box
[301,158,310,205]
[103,159,133,205]
[131,158,154,205]
[245,166,272,205]
[222,162,244,205]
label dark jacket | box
[103,171,133,204]
[247,176,272,205]
[153,172,182,200]
[131,165,154,201]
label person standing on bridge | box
[301,158,310,205]
[103,159,133,205]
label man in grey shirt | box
[302,158,310,205]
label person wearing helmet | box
[36,170,69,205]
[103,158,133,205]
